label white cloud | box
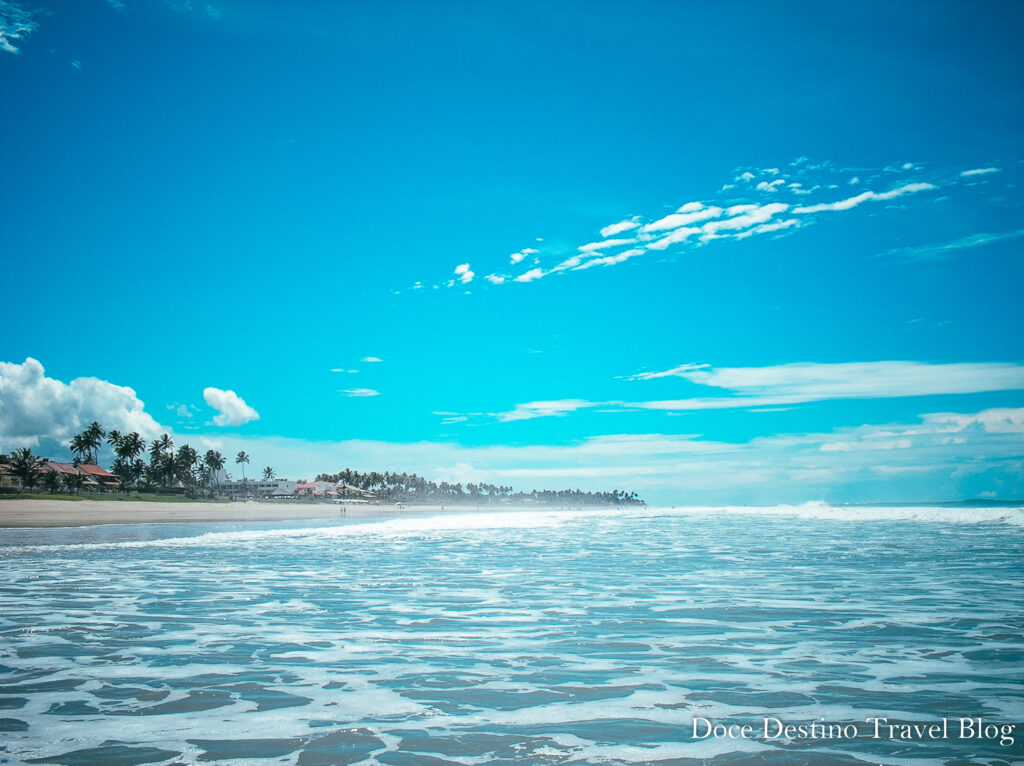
[454,263,474,284]
[880,228,1024,260]
[641,204,722,233]
[341,388,380,398]
[0,0,37,54]
[627,361,1024,407]
[572,248,645,271]
[509,247,537,264]
[600,219,641,238]
[421,161,959,291]
[0,358,165,452]
[361,356,383,363]
[330,368,359,373]
[627,363,709,381]
[578,237,637,252]
[203,387,260,427]
[793,182,936,214]
[645,226,701,251]
[960,167,1000,177]
[493,399,597,422]
[700,202,789,240]
[514,268,545,283]
[182,406,1024,504]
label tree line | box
[2,421,645,505]
[1,421,274,497]
[316,468,644,507]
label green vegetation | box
[315,469,645,507]
[2,422,644,506]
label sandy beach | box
[0,499,439,528]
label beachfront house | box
[77,463,121,490]
[0,460,21,490]
[35,460,121,493]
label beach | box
[0,498,438,528]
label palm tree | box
[236,451,250,481]
[263,466,275,481]
[117,432,146,462]
[9,448,42,492]
[69,433,91,464]
[106,430,122,452]
[205,450,226,493]
[84,421,105,464]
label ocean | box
[1,504,1022,765]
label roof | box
[78,464,119,478]
[41,461,81,475]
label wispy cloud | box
[189,406,1024,503]
[330,368,359,373]
[960,167,1000,177]
[493,399,595,422]
[423,159,958,292]
[341,388,380,398]
[203,387,260,427]
[791,182,936,214]
[361,356,383,363]
[0,0,37,54]
[630,361,1024,403]
[487,361,1024,422]
[880,228,1024,260]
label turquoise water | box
[1,504,1022,765]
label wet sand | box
[0,499,443,528]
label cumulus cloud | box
[0,358,164,451]
[485,274,506,284]
[202,387,260,426]
[0,0,37,54]
[341,388,380,398]
[454,263,474,284]
[509,247,537,264]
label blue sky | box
[1,0,1023,503]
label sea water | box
[0,504,1022,765]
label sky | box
[1,0,1023,504]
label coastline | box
[0,499,452,528]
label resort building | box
[217,478,297,498]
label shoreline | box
[0,499,466,528]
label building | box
[218,478,297,498]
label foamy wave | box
[5,502,1021,553]
[632,501,1024,528]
